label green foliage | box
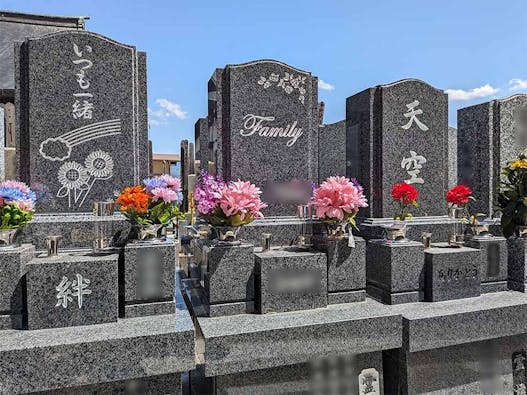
[205,207,254,227]
[496,150,527,237]
[122,202,185,226]
[0,203,34,229]
[393,200,417,221]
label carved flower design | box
[257,71,307,104]
[85,150,114,179]
[58,161,89,190]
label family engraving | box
[240,114,303,147]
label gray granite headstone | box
[346,79,449,217]
[458,94,527,215]
[195,117,210,171]
[318,120,346,181]
[209,60,319,215]
[180,139,189,210]
[0,107,5,181]
[16,31,149,213]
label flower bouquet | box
[497,150,527,238]
[194,170,267,242]
[447,184,488,240]
[311,176,368,244]
[386,183,419,241]
[116,174,185,241]
[0,181,36,247]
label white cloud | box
[509,78,527,91]
[155,98,188,119]
[318,79,335,91]
[445,84,499,101]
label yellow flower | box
[510,159,527,170]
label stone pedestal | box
[0,244,35,329]
[508,237,527,292]
[465,235,508,293]
[202,242,255,316]
[255,248,327,314]
[366,240,425,304]
[424,243,482,301]
[26,251,118,329]
[121,241,176,318]
[312,235,366,304]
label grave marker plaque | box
[210,60,319,215]
[16,31,148,213]
[346,79,449,217]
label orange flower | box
[117,186,150,213]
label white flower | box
[58,161,89,189]
[269,73,279,82]
[85,150,114,178]
[284,85,294,94]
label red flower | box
[446,185,472,205]
[391,183,419,205]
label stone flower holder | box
[383,220,408,242]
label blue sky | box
[3,0,527,153]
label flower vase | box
[448,206,465,246]
[131,224,167,243]
[325,221,348,239]
[0,228,21,248]
[384,220,408,242]
[517,226,527,239]
[212,226,241,244]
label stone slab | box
[124,300,175,318]
[465,235,508,285]
[122,241,176,303]
[214,352,383,395]
[327,290,365,305]
[209,301,255,317]
[508,237,527,291]
[0,309,194,393]
[203,242,255,304]
[20,212,130,250]
[312,235,366,293]
[211,60,319,216]
[16,31,148,213]
[196,297,402,376]
[318,120,346,182]
[26,251,119,329]
[358,215,456,241]
[366,284,421,305]
[346,79,449,217]
[366,239,425,304]
[0,244,35,315]
[255,248,327,314]
[424,244,481,301]
[396,291,527,352]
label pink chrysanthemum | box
[311,176,368,221]
[159,174,182,191]
[219,180,267,219]
[151,187,179,204]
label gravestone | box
[458,94,527,216]
[16,31,149,213]
[0,107,5,181]
[209,60,319,215]
[195,117,210,171]
[346,79,449,217]
[180,139,189,210]
[318,120,346,181]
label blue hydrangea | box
[0,187,25,202]
[143,177,168,192]
[172,191,184,205]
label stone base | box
[366,284,421,305]
[255,248,327,314]
[482,281,508,293]
[236,217,308,247]
[508,279,527,292]
[327,290,365,305]
[209,301,255,317]
[357,215,457,242]
[20,213,130,250]
[0,313,22,330]
[37,373,183,395]
[124,300,175,318]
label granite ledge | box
[398,291,527,353]
[196,298,402,376]
[0,305,195,393]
